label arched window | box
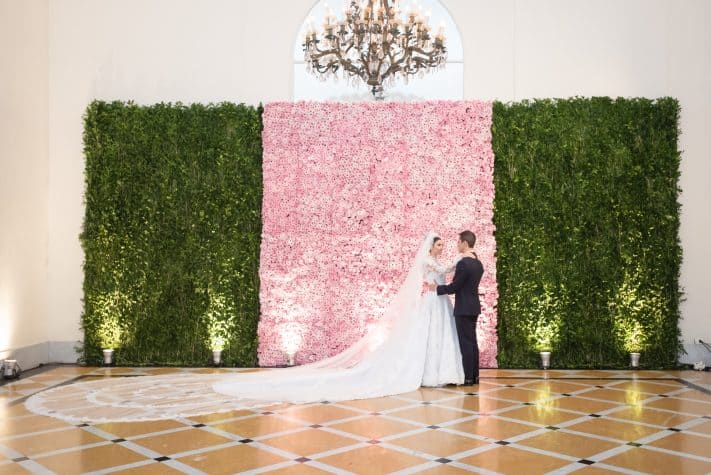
[293,0,463,101]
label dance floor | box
[1,367,710,474]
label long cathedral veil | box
[277,230,437,370]
[25,232,439,422]
[211,231,438,401]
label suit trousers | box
[454,314,479,380]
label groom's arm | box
[436,260,468,295]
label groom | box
[431,230,483,385]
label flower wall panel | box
[260,101,497,367]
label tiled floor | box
[1,367,710,474]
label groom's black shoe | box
[463,378,479,385]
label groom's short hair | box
[459,230,476,248]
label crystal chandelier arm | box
[379,50,401,82]
[309,46,366,80]
[341,43,367,79]
[393,44,444,77]
[327,45,368,80]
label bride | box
[420,235,465,387]
[27,232,471,422]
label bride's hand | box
[421,281,435,295]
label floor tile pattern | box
[1,367,710,474]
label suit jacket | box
[436,256,483,316]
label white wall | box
[4,0,709,366]
[667,0,711,363]
[0,0,50,367]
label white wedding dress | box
[26,232,464,422]
[420,256,465,387]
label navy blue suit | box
[437,256,483,380]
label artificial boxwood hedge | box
[492,97,682,368]
[81,101,263,366]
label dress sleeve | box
[424,256,450,274]
[444,255,461,273]
[437,259,469,295]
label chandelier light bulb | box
[437,20,445,39]
[407,2,415,18]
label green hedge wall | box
[81,101,263,366]
[81,97,682,369]
[492,97,682,368]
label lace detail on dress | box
[423,255,458,283]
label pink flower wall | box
[260,101,498,367]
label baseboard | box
[0,341,81,371]
[48,341,81,364]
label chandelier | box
[303,0,447,100]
